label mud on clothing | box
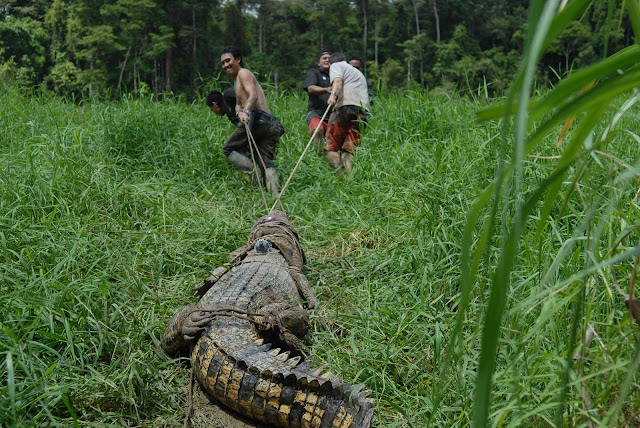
[308,116,329,138]
[326,105,367,153]
[222,110,284,169]
[303,68,332,124]
[328,61,370,112]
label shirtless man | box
[219,46,284,196]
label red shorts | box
[308,116,329,137]
[326,106,367,153]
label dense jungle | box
[0,0,635,98]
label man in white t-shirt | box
[326,52,369,173]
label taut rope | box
[244,123,270,212]
[270,104,332,213]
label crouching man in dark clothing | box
[208,46,284,196]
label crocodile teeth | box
[296,361,312,371]
[349,384,365,405]
[275,351,290,361]
[256,344,271,352]
[309,365,325,377]
[267,348,281,357]
[320,369,334,380]
[285,356,301,368]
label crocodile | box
[161,211,374,427]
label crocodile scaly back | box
[162,212,374,427]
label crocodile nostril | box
[255,238,272,254]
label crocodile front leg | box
[161,304,213,354]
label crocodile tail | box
[192,338,374,427]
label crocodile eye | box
[254,238,272,254]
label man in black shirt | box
[303,51,332,149]
[207,88,238,125]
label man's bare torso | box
[235,68,271,114]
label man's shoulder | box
[237,68,256,80]
[304,68,330,90]
[330,61,349,75]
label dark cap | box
[317,51,331,61]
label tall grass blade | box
[625,0,640,44]
[472,1,561,426]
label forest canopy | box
[0,0,634,99]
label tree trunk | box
[117,46,131,94]
[320,5,325,49]
[374,20,379,64]
[165,47,172,92]
[274,69,278,96]
[133,45,138,95]
[154,59,158,96]
[411,0,420,35]
[432,0,440,43]
[362,0,367,73]
[411,0,422,82]
[192,1,197,89]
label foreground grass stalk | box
[471,0,640,427]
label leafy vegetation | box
[3,2,640,426]
[0,0,635,98]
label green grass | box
[1,61,640,427]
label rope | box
[183,343,195,428]
[244,123,270,212]
[270,104,332,213]
[186,305,309,351]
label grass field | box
[1,77,639,427]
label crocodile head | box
[248,211,306,269]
